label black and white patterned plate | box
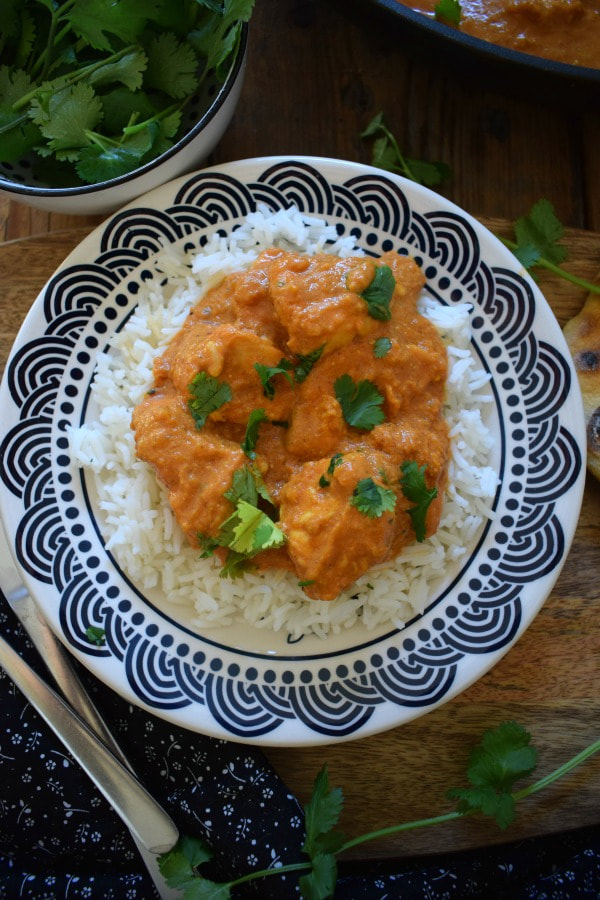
[0,157,586,745]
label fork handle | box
[12,592,134,768]
[0,631,179,855]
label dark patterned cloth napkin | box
[1,596,599,899]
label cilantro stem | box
[122,101,185,136]
[376,120,421,183]
[12,45,138,112]
[336,738,600,855]
[225,861,312,891]
[338,810,464,854]
[513,738,600,801]
[500,236,600,295]
[33,22,72,82]
[0,113,29,137]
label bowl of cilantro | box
[0,0,251,215]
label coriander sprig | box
[360,111,451,187]
[361,117,600,296]
[157,723,600,899]
[499,198,600,295]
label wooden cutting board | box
[1,222,599,861]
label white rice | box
[69,204,499,640]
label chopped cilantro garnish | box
[241,408,268,458]
[225,464,273,506]
[85,625,106,646]
[294,345,325,383]
[254,358,294,399]
[198,463,283,578]
[373,337,392,358]
[350,477,396,518]
[298,579,315,587]
[188,371,232,429]
[360,265,395,321]
[218,499,284,556]
[399,460,438,541]
[319,453,344,488]
[254,346,324,397]
[435,0,462,25]
[334,374,385,431]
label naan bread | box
[564,287,600,481]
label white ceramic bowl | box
[0,28,247,216]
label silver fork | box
[0,521,181,898]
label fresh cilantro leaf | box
[299,852,338,900]
[319,453,344,488]
[294,345,324,383]
[334,374,385,431]
[0,65,33,105]
[373,337,392,358]
[31,83,103,154]
[224,463,274,509]
[218,499,285,555]
[144,32,199,100]
[86,47,147,92]
[158,835,225,896]
[219,548,249,579]
[360,265,395,321]
[197,533,219,559]
[361,111,451,187]
[435,0,462,25]
[298,579,315,587]
[85,625,105,646]
[0,108,40,162]
[303,766,345,859]
[100,87,157,133]
[499,202,600,295]
[12,8,36,70]
[0,0,21,44]
[190,0,255,80]
[188,372,232,429]
[406,157,452,187]
[224,465,258,506]
[513,199,568,269]
[254,358,293,399]
[241,408,268,459]
[350,477,396,519]
[75,141,144,183]
[447,721,538,829]
[399,460,437,542]
[67,0,150,52]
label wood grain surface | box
[0,223,598,862]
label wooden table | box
[1,0,598,866]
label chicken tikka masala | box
[132,249,449,601]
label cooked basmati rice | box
[69,204,500,640]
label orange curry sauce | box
[399,0,600,68]
[132,250,449,601]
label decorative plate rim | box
[0,156,586,746]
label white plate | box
[0,157,586,746]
